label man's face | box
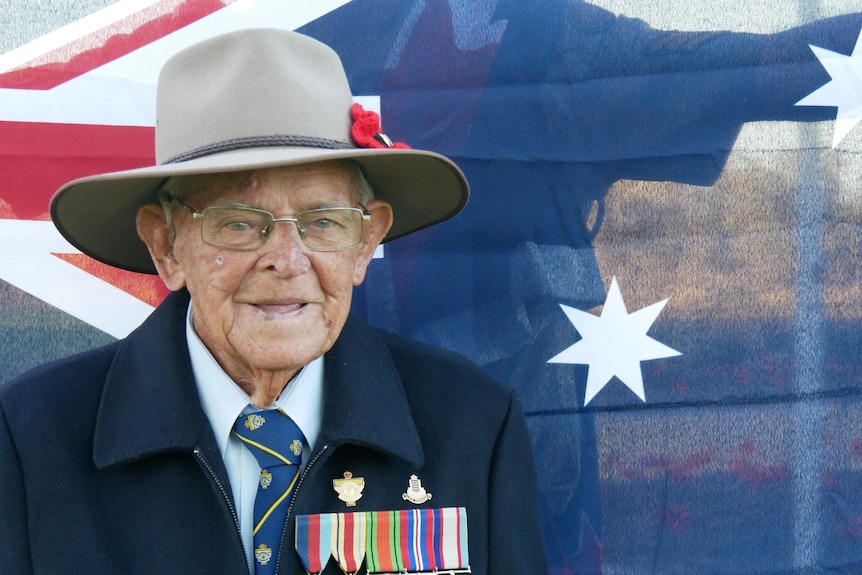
[152,161,390,380]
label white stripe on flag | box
[0,0,165,73]
[0,219,153,338]
[0,0,357,126]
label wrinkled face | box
[151,161,390,380]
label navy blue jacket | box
[0,290,547,574]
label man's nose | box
[257,220,310,275]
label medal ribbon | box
[333,510,367,574]
[295,507,469,574]
[366,510,400,573]
[295,512,335,574]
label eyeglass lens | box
[200,207,364,251]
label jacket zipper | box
[193,446,250,575]
[275,443,331,575]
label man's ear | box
[136,204,186,291]
[352,199,393,286]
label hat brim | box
[50,145,469,274]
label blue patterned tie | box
[233,409,305,574]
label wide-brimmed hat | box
[50,28,469,274]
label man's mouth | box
[250,302,307,316]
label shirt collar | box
[185,306,323,458]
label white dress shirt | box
[185,307,324,572]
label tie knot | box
[233,409,306,468]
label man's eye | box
[222,220,254,232]
[310,218,334,229]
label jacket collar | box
[319,314,424,468]
[93,290,209,469]
[93,290,423,469]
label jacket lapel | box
[92,289,212,469]
[322,316,424,468]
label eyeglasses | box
[171,197,371,252]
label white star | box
[796,28,862,147]
[548,277,681,406]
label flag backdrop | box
[3,1,862,573]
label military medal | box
[333,471,365,507]
[333,511,366,574]
[295,513,334,574]
[296,507,471,574]
[402,474,432,504]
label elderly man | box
[0,28,547,575]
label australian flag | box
[3,1,862,573]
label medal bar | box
[296,507,470,575]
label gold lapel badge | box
[402,474,433,505]
[333,471,365,507]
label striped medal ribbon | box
[296,507,469,574]
[295,513,335,574]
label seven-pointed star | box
[796,27,862,147]
[548,277,681,406]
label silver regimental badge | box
[402,474,433,504]
[333,471,365,507]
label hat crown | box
[155,29,354,164]
[50,28,468,274]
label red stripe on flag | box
[52,253,168,306]
[0,0,234,90]
[0,121,153,220]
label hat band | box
[162,134,355,164]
